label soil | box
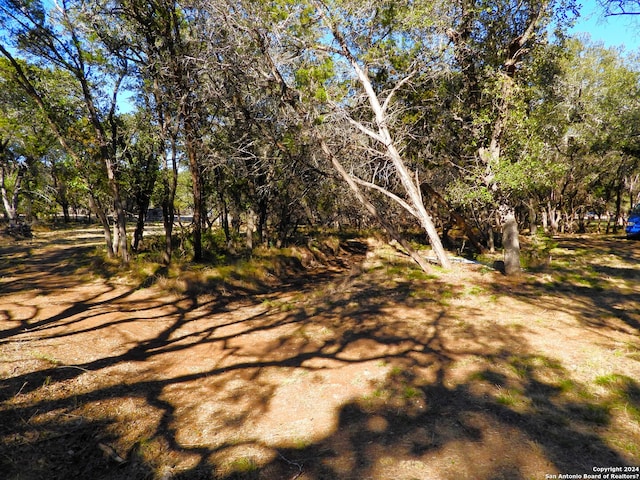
[1,226,639,480]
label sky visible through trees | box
[572,0,640,49]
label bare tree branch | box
[351,176,419,218]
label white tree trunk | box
[324,19,451,269]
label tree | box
[0,0,131,261]
[543,38,640,230]
[312,0,452,269]
[0,140,25,223]
[117,112,160,252]
[437,0,579,272]
[230,0,453,269]
[111,0,238,262]
[0,58,60,224]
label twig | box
[15,381,28,397]
[98,442,127,464]
[278,451,303,479]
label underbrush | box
[119,230,368,297]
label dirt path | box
[1,228,639,479]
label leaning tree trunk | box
[253,16,450,269]
[87,193,115,258]
[325,19,451,269]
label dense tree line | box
[1,0,639,271]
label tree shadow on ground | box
[1,234,639,479]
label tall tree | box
[538,37,640,230]
[0,58,60,224]
[112,0,231,262]
[0,0,131,260]
[235,0,453,269]
[441,0,578,271]
[311,0,452,268]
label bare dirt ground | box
[1,226,639,480]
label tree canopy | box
[1,0,638,270]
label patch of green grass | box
[31,351,62,366]
[359,388,388,410]
[437,287,457,306]
[370,387,386,399]
[557,379,577,393]
[508,358,532,379]
[261,299,278,309]
[595,373,628,387]
[495,387,520,406]
[405,269,439,281]
[408,289,434,300]
[594,373,640,421]
[228,457,259,473]
[465,285,485,296]
[507,355,563,380]
[611,438,640,457]
[468,370,501,384]
[403,386,421,399]
[478,265,493,274]
[292,438,312,449]
[568,403,611,425]
[385,265,407,277]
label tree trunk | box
[132,209,146,252]
[257,197,268,246]
[113,220,121,255]
[221,195,230,244]
[487,225,495,253]
[161,201,174,265]
[0,44,128,260]
[161,161,178,265]
[246,208,256,250]
[503,212,521,276]
[0,164,23,225]
[62,201,70,223]
[614,181,623,234]
[88,193,114,258]
[185,118,203,262]
[528,200,538,235]
[548,204,559,234]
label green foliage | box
[294,57,335,102]
[1,0,638,256]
